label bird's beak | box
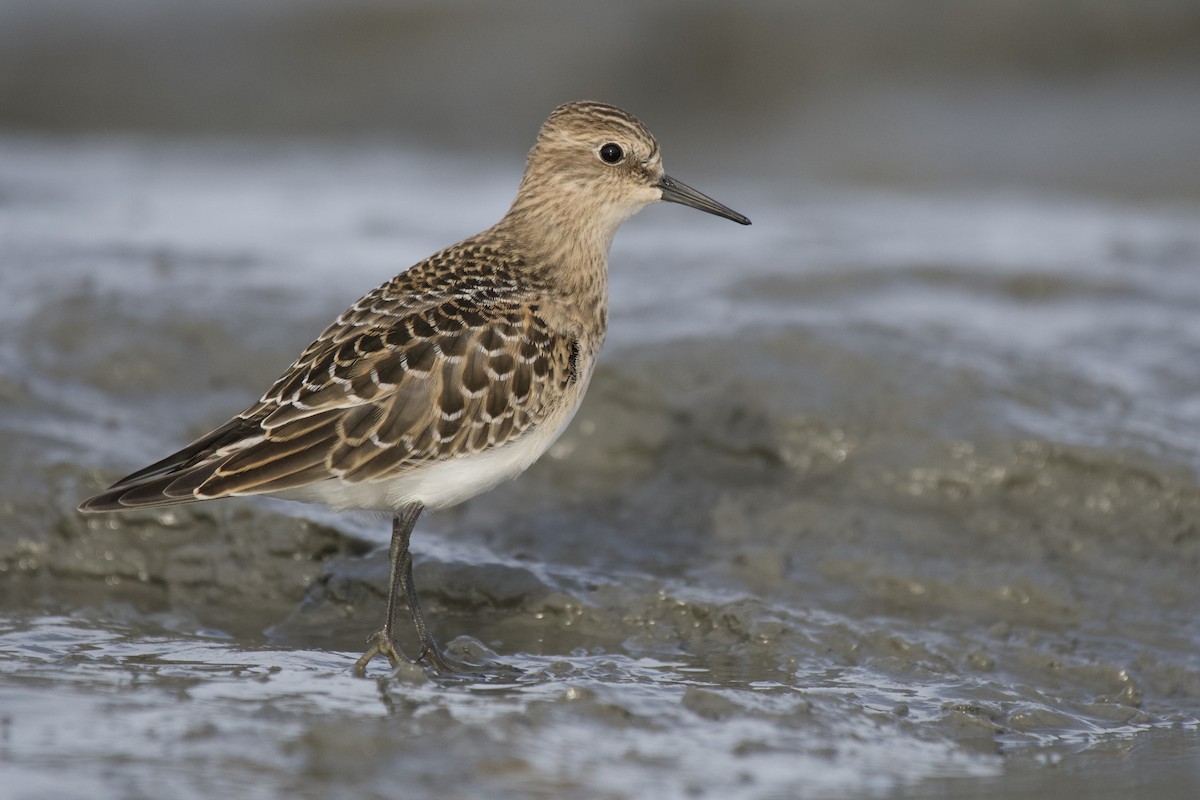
[657,175,751,225]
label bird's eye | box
[598,143,624,164]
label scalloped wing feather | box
[79,241,581,511]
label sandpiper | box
[79,100,750,675]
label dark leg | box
[353,502,498,677]
[395,528,479,674]
[353,503,424,675]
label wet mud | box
[3,114,1200,797]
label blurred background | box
[3,0,1199,197]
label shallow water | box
[2,135,1200,798]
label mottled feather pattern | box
[211,239,581,494]
[83,236,583,508]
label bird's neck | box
[495,191,617,307]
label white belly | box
[273,389,586,512]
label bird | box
[78,100,751,676]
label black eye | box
[599,143,624,164]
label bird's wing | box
[79,287,579,511]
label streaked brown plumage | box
[88,240,579,508]
[79,100,750,676]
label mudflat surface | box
[2,134,1199,798]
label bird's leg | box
[354,502,495,677]
[394,529,483,675]
[353,503,423,676]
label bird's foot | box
[353,629,408,676]
[417,641,484,676]
[353,630,522,682]
[417,637,524,681]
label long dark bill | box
[657,175,751,225]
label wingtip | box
[77,491,119,514]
